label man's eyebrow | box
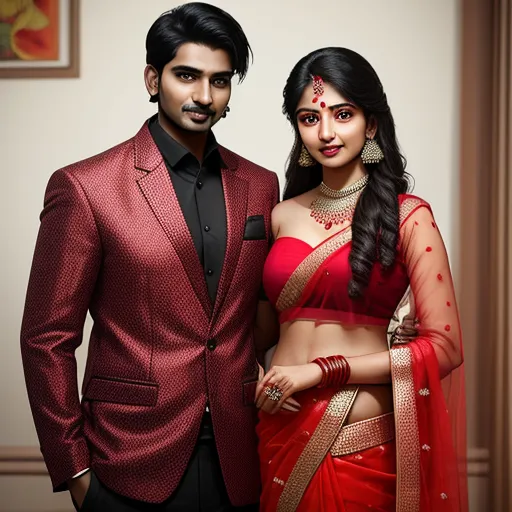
[171,65,233,78]
[171,65,203,74]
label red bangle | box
[312,355,351,388]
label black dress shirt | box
[149,117,227,304]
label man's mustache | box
[182,105,216,116]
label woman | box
[256,47,467,511]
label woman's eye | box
[337,110,352,120]
[301,115,318,125]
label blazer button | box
[207,339,217,351]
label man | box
[20,3,279,511]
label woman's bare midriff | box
[270,320,394,425]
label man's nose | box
[192,79,213,106]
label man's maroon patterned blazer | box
[20,121,279,505]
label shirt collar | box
[148,115,225,169]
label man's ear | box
[144,65,159,97]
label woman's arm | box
[399,204,463,378]
[341,204,464,383]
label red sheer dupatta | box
[259,196,468,511]
[389,198,468,511]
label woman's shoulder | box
[398,192,431,207]
[398,193,433,227]
[272,190,315,217]
[271,190,316,237]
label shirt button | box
[197,180,203,189]
[207,339,217,351]
[204,225,210,232]
[206,269,213,276]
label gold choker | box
[310,174,369,230]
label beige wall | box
[0,0,466,510]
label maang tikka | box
[298,75,326,167]
[312,75,325,103]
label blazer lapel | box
[134,123,212,318]
[211,148,248,323]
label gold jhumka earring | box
[361,138,384,164]
[298,145,315,167]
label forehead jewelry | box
[312,75,325,106]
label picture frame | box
[0,0,79,79]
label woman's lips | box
[320,145,342,157]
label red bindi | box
[320,101,326,108]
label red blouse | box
[262,193,462,376]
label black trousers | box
[74,413,258,512]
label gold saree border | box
[276,227,352,312]
[330,412,395,457]
[276,386,358,512]
[391,346,421,512]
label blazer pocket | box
[83,376,159,407]
[243,215,266,241]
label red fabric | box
[398,202,467,510]
[263,207,411,326]
[20,121,279,504]
[257,389,396,512]
[408,339,467,511]
[260,195,467,510]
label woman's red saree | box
[259,195,468,511]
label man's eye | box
[213,78,229,87]
[178,73,194,81]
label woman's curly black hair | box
[282,47,411,298]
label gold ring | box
[264,385,283,402]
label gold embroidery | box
[330,412,395,457]
[399,197,428,227]
[276,387,358,512]
[391,346,421,512]
[276,227,352,312]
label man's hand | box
[68,471,91,509]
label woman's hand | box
[255,363,322,414]
[256,363,301,412]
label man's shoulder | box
[59,137,134,179]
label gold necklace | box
[310,174,369,230]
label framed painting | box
[0,0,78,78]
